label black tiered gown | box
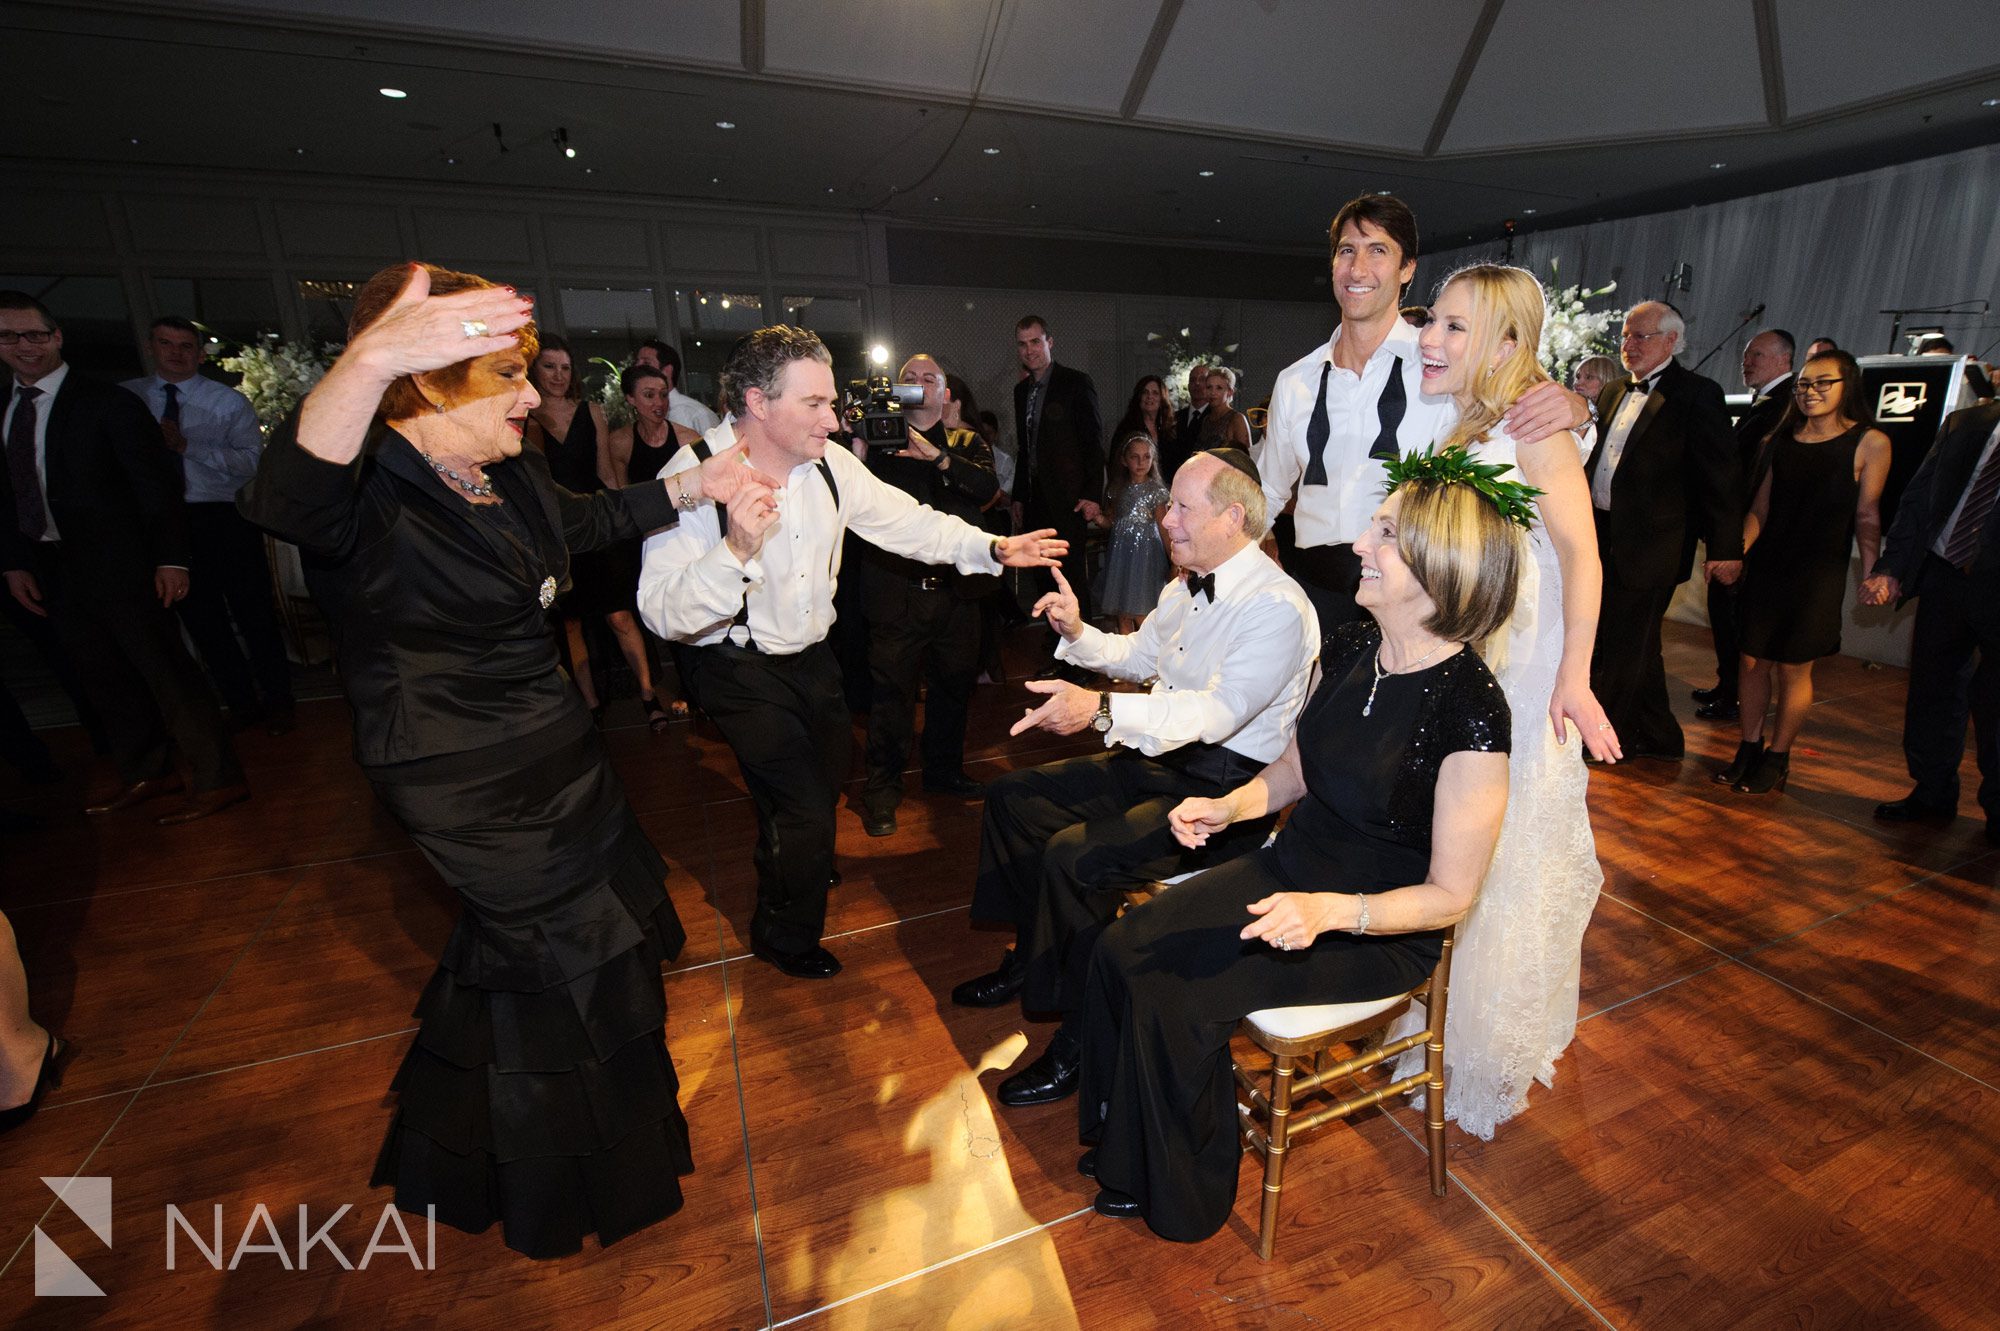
[1078,622,1511,1242]
[241,419,693,1259]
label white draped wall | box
[1418,142,2000,367]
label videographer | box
[856,355,999,837]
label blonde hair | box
[1434,264,1550,455]
[1394,479,1521,642]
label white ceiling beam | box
[1754,0,1786,126]
[741,0,764,74]
[1120,0,1184,120]
[1423,0,1506,158]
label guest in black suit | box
[1584,301,1743,761]
[1695,328,1795,720]
[1165,363,1209,479]
[1861,399,2000,844]
[1012,315,1104,635]
[0,291,246,823]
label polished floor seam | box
[773,1207,1093,1328]
[706,801,777,1331]
[5,842,418,912]
[0,865,310,1282]
[1364,1085,1620,1331]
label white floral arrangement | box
[1147,328,1241,409]
[217,337,340,433]
[1539,260,1622,384]
[589,356,636,429]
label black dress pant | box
[861,572,979,805]
[0,681,54,778]
[1283,541,1365,633]
[1904,555,2000,820]
[681,640,848,952]
[1705,577,1740,699]
[31,543,242,791]
[1025,498,1092,628]
[177,502,294,714]
[1591,515,1684,757]
[972,746,1274,1023]
[2,572,108,754]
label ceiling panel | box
[764,0,991,95]
[156,0,743,65]
[1443,0,1765,152]
[978,0,1159,113]
[1138,0,1487,150]
[1779,0,2000,117]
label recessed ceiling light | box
[1710,161,1726,169]
[825,186,836,194]
[379,87,407,99]
[1028,203,1039,210]
[564,146,576,159]
[293,147,307,156]
[584,167,593,174]
[983,147,1001,155]
[1984,98,2000,107]
[128,137,141,145]
[1376,189,1392,196]
[1522,208,1537,215]
[715,120,736,130]
[1214,217,1223,224]
[710,176,720,184]
[445,156,457,165]
[931,195,942,202]
[1198,170,1214,178]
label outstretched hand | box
[1168,796,1233,849]
[1007,678,1098,737]
[694,441,782,506]
[348,264,534,380]
[1030,563,1084,640]
[995,528,1068,569]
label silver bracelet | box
[1351,893,1369,935]
[674,475,699,511]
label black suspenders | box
[690,440,841,651]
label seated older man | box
[956,449,1320,1107]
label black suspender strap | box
[690,440,841,651]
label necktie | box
[1942,442,2000,569]
[6,386,46,540]
[1368,357,1407,461]
[1186,571,1216,603]
[1301,362,1332,486]
[162,381,180,424]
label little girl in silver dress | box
[1094,432,1172,633]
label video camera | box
[844,375,925,447]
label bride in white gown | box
[1387,264,1622,1139]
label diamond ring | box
[460,319,489,339]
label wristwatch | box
[1091,692,1113,733]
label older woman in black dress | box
[1073,454,1524,1241]
[241,262,776,1259]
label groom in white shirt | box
[956,449,1319,1109]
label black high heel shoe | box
[641,695,672,733]
[1715,739,1764,785]
[0,1032,70,1135]
[1734,748,1790,794]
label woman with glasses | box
[1718,350,1890,793]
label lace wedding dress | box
[1387,425,1605,1140]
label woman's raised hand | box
[348,265,534,379]
[695,441,782,505]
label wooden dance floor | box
[1,621,1994,1328]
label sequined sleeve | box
[1442,654,1512,757]
[1321,621,1378,677]
[1381,651,1511,850]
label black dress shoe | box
[922,772,985,798]
[997,1033,1080,1107]
[1092,1188,1141,1219]
[1691,684,1723,705]
[951,948,1027,1008]
[83,774,183,815]
[1874,795,1957,823]
[156,782,251,826]
[0,1032,69,1135]
[1693,698,1739,721]
[1077,1148,1097,1179]
[751,942,843,979]
[862,805,897,837]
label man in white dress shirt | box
[1260,193,1582,632]
[955,449,1319,1109]
[639,326,1065,979]
[125,317,295,733]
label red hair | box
[349,262,539,420]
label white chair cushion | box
[1245,992,1407,1041]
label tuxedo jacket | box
[1585,359,1743,588]
[1734,386,1792,493]
[240,415,673,768]
[1012,363,1104,516]
[0,371,186,588]
[1875,399,2000,601]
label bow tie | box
[1630,374,1661,396]
[1187,572,1216,603]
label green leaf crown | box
[1382,444,1544,532]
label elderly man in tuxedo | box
[0,291,245,822]
[1695,327,1796,721]
[1861,399,2000,845]
[1585,301,1743,761]
[1011,315,1103,646]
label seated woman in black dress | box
[239,262,778,1259]
[1718,350,1890,794]
[1073,449,1527,1242]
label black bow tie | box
[1631,374,1661,396]
[1187,572,1216,603]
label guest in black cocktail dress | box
[241,262,779,1259]
[1075,458,1524,1242]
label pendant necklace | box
[419,449,496,499]
[1362,640,1448,717]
